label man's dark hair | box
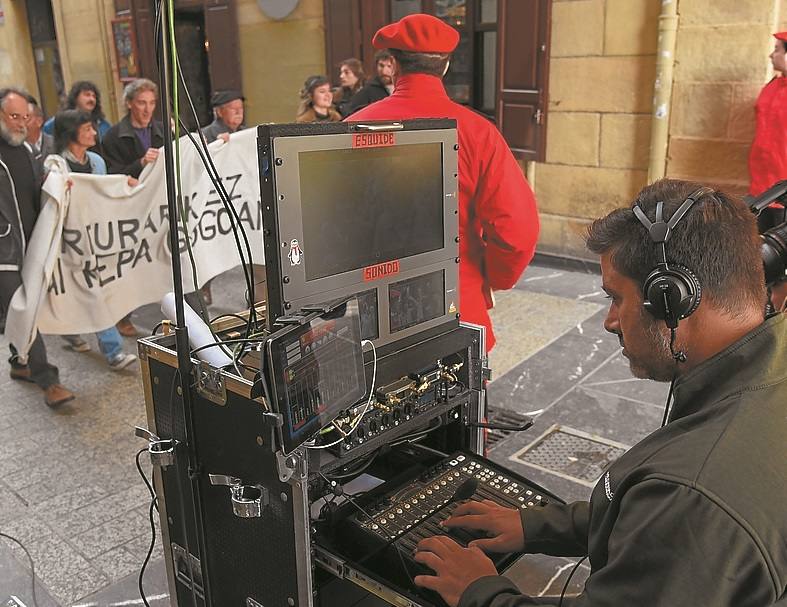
[53,109,93,153]
[586,178,766,318]
[374,49,393,64]
[389,49,450,77]
[66,80,105,122]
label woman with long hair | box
[296,75,341,123]
[334,58,366,117]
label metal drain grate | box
[485,406,533,449]
[509,425,629,486]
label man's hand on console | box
[413,535,498,607]
[442,499,525,553]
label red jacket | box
[348,74,539,350]
[749,76,787,196]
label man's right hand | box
[141,148,159,166]
[441,499,525,553]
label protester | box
[416,180,787,607]
[202,89,246,144]
[102,78,164,336]
[349,14,539,351]
[24,97,54,165]
[334,58,366,117]
[102,78,164,180]
[345,50,395,115]
[51,110,138,370]
[0,87,75,407]
[42,81,111,145]
[296,75,341,123]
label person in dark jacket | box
[334,58,366,117]
[0,87,75,408]
[415,179,787,607]
[345,50,394,115]
[102,78,164,180]
[102,78,164,336]
[201,89,246,144]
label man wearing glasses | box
[0,87,75,408]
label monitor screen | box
[266,299,366,454]
[298,143,444,281]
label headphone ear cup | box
[642,265,702,327]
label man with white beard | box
[0,87,75,408]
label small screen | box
[267,299,366,453]
[299,143,444,281]
[389,270,445,333]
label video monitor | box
[258,120,460,351]
[266,298,366,454]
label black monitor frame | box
[258,120,460,351]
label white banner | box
[7,128,264,355]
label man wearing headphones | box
[412,179,787,606]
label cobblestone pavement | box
[0,260,667,605]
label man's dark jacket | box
[345,76,390,116]
[102,114,164,178]
[0,145,42,271]
[461,314,787,606]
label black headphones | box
[632,187,711,330]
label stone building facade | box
[4,0,787,260]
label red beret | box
[373,13,459,54]
[774,32,787,42]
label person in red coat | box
[749,31,787,311]
[749,31,787,196]
[348,14,540,351]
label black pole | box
[154,1,213,604]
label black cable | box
[135,448,158,607]
[151,321,165,336]
[324,449,380,481]
[174,61,257,328]
[558,556,588,607]
[190,337,265,358]
[209,313,249,325]
[0,531,39,607]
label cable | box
[306,340,378,450]
[135,448,158,607]
[0,532,39,607]
[558,556,588,607]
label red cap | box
[774,31,787,42]
[373,13,460,54]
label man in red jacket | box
[348,14,539,351]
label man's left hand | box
[413,536,498,607]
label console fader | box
[343,453,551,571]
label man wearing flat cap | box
[348,13,539,353]
[202,90,246,144]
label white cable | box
[306,339,377,450]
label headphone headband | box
[633,186,710,328]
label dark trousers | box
[0,271,59,389]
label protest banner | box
[7,128,264,357]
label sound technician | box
[348,14,540,352]
[412,179,787,606]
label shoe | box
[116,318,139,337]
[108,353,137,371]
[10,365,34,382]
[63,335,91,353]
[44,384,75,408]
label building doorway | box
[24,0,65,117]
[174,8,212,131]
